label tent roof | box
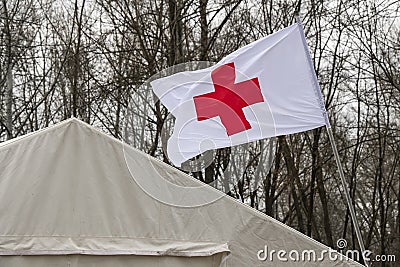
[0,118,362,266]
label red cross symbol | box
[193,63,264,136]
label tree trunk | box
[199,0,208,61]
[2,0,13,140]
[6,67,13,140]
[279,136,305,233]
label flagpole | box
[296,17,369,267]
[326,126,370,266]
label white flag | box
[151,22,329,167]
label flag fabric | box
[151,22,329,167]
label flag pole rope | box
[296,16,369,266]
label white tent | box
[0,118,362,266]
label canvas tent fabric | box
[0,118,362,267]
